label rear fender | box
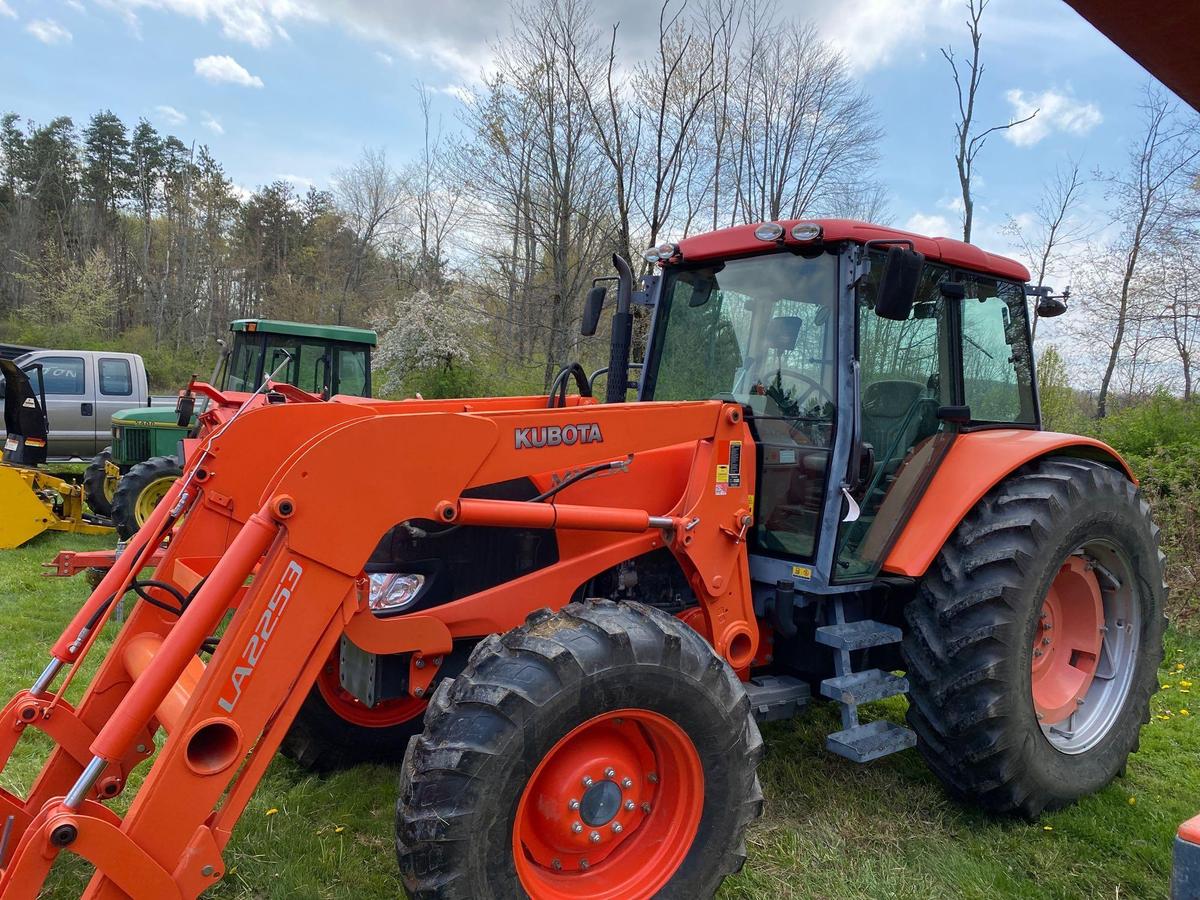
[882,429,1133,578]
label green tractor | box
[85,318,376,537]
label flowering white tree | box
[373,288,484,394]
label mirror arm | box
[605,254,635,404]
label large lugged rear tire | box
[111,455,183,539]
[280,650,427,771]
[903,456,1167,817]
[397,599,763,900]
[83,447,117,517]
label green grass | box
[1,532,1197,898]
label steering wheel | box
[546,363,593,408]
[763,368,835,413]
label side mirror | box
[581,285,606,336]
[874,246,926,321]
[1036,295,1068,318]
[175,388,196,427]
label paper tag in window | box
[4,438,16,451]
[779,448,797,464]
[791,565,813,580]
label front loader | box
[0,219,1167,899]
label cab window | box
[99,358,133,396]
[28,357,85,395]
[961,277,1037,424]
[335,347,369,397]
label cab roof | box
[230,319,377,346]
[670,219,1031,283]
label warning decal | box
[728,441,742,487]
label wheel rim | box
[315,654,426,728]
[513,709,704,899]
[1033,542,1141,754]
[134,476,177,526]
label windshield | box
[645,251,837,418]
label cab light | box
[791,222,822,241]
[754,222,785,241]
[368,573,425,612]
[643,248,662,263]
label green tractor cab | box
[89,319,376,536]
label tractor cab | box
[598,219,1041,592]
[215,319,376,398]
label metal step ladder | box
[814,598,915,763]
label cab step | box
[820,669,909,705]
[814,619,902,651]
[827,719,917,763]
[745,675,811,723]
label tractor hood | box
[112,406,186,427]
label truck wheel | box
[111,455,183,539]
[83,447,118,517]
[903,457,1167,817]
[280,650,428,771]
[397,599,763,899]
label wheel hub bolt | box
[589,831,601,843]
[612,822,623,833]
[624,800,636,811]
[647,772,659,784]
[568,799,580,811]
[642,802,652,813]
[603,767,616,778]
[580,859,589,870]
[1042,637,1052,646]
[620,777,633,789]
[572,822,583,834]
[552,859,562,871]
[582,776,594,788]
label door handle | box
[81,403,93,416]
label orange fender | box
[882,429,1133,578]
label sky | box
[0,0,1182,294]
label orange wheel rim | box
[315,653,426,728]
[513,709,704,899]
[1031,555,1104,723]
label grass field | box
[1,532,1196,899]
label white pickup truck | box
[0,349,151,459]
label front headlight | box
[367,572,425,612]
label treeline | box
[0,0,883,393]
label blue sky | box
[0,0,1178,285]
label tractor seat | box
[861,379,932,472]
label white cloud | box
[434,83,472,104]
[194,54,264,88]
[903,212,952,236]
[374,50,394,66]
[202,113,224,134]
[0,1,16,19]
[154,104,188,125]
[26,18,73,44]
[66,0,87,12]
[1004,89,1103,147]
[278,172,315,189]
[819,0,958,73]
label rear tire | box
[903,456,1166,817]
[111,455,183,539]
[83,447,117,517]
[396,599,763,899]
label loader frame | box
[0,389,759,898]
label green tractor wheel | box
[83,447,121,517]
[111,455,184,539]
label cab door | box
[94,355,140,449]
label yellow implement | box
[0,464,114,549]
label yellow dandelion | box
[1183,680,1193,688]
[266,808,279,816]
[1176,663,1186,672]
[335,825,346,833]
[1162,684,1173,690]
[1182,709,1191,716]
[1043,825,1054,831]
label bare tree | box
[1003,159,1087,341]
[942,0,1037,242]
[333,146,405,324]
[1095,88,1200,417]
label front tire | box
[903,456,1167,817]
[397,599,763,899]
[83,447,118,517]
[111,455,183,539]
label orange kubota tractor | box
[0,219,1167,899]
